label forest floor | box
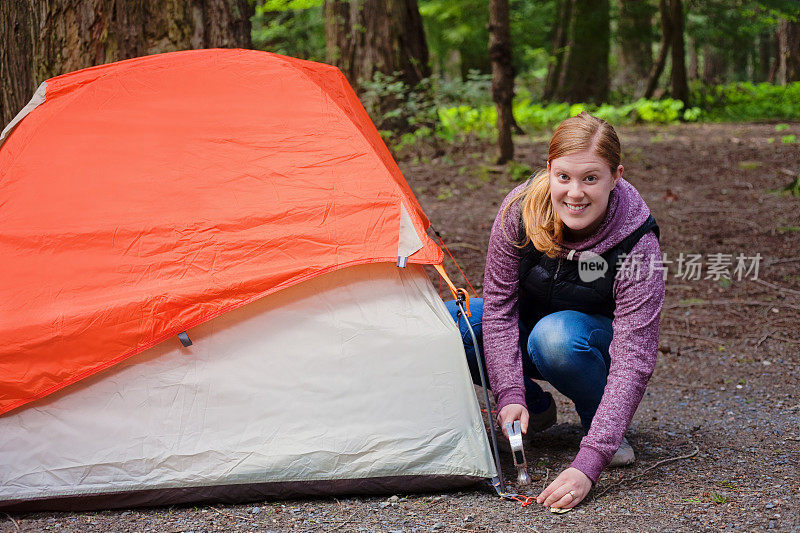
[3,122,799,532]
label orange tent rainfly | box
[0,49,442,415]
[0,49,494,511]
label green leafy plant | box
[783,175,800,197]
[507,161,533,182]
[251,0,325,61]
[709,492,728,504]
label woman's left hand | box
[536,467,592,509]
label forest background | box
[2,0,800,164]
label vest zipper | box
[547,257,562,306]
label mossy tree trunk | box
[1,0,253,126]
[323,0,430,90]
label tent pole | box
[456,299,507,495]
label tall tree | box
[701,45,725,85]
[324,0,430,90]
[777,19,800,84]
[643,0,671,98]
[489,0,514,163]
[0,0,253,126]
[547,0,610,104]
[643,0,688,105]
[669,0,689,105]
[758,31,776,82]
[543,0,574,101]
[615,0,656,95]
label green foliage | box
[437,97,702,143]
[360,72,440,135]
[418,0,491,76]
[507,161,533,182]
[419,0,556,80]
[360,71,497,147]
[259,0,321,9]
[691,82,800,122]
[251,0,325,61]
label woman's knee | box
[527,310,609,376]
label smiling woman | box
[446,112,665,510]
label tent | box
[0,49,495,511]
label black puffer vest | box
[518,215,660,329]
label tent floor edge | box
[0,475,488,513]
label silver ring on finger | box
[568,490,576,499]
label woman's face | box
[548,149,622,241]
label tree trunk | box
[777,19,800,85]
[552,0,610,104]
[669,0,689,106]
[643,0,671,99]
[731,42,750,82]
[767,31,780,83]
[543,0,574,101]
[0,0,252,126]
[701,45,725,85]
[324,0,354,79]
[324,0,430,90]
[757,31,775,82]
[489,0,514,164]
[616,0,655,95]
[687,37,699,81]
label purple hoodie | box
[482,178,665,483]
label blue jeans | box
[445,298,613,432]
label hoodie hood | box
[557,177,651,259]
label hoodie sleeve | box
[569,231,665,482]
[482,188,527,412]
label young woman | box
[447,112,664,509]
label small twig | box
[765,256,800,266]
[3,514,20,533]
[541,467,551,492]
[594,443,701,499]
[752,278,800,297]
[755,330,774,348]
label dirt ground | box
[3,122,799,532]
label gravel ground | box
[3,122,799,532]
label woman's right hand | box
[497,403,529,437]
